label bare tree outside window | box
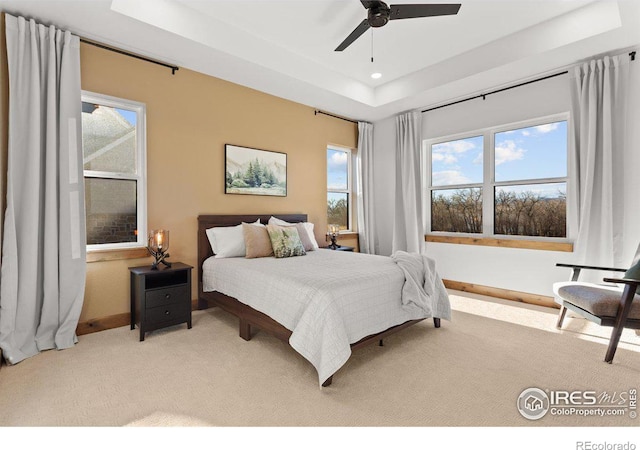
[494,184,566,237]
[431,188,482,233]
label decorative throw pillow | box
[624,259,640,281]
[242,223,274,258]
[266,224,306,258]
[206,219,261,258]
[268,216,319,250]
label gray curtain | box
[0,15,86,365]
[568,54,630,270]
[392,111,424,254]
[356,121,377,254]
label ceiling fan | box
[335,1,462,51]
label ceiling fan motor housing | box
[368,4,390,27]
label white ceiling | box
[1,0,639,122]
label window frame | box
[326,144,353,232]
[82,91,147,251]
[425,112,571,242]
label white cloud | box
[534,123,559,134]
[433,140,476,154]
[327,150,348,171]
[432,170,471,186]
[432,139,477,167]
[330,151,347,164]
[516,122,559,138]
[432,153,458,165]
[495,140,526,166]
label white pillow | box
[206,219,261,258]
[268,216,319,250]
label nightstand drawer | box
[146,302,190,325]
[146,285,189,309]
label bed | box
[197,214,451,387]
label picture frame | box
[224,144,287,197]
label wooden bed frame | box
[197,214,440,387]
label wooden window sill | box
[425,235,573,252]
[87,247,149,263]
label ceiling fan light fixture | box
[371,72,382,79]
[368,4,390,27]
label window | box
[427,115,568,239]
[430,135,484,233]
[81,92,146,249]
[327,146,352,231]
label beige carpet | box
[0,291,638,430]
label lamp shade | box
[148,229,169,253]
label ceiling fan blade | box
[361,0,385,9]
[335,19,371,51]
[389,3,461,20]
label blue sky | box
[327,148,348,190]
[116,108,137,126]
[432,121,567,194]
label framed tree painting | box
[225,144,287,197]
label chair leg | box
[604,284,637,363]
[556,305,567,329]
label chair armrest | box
[602,277,640,286]
[556,263,626,272]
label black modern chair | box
[553,251,640,363]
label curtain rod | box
[80,38,179,75]
[314,110,358,124]
[422,51,636,114]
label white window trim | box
[424,112,571,242]
[82,91,147,251]
[327,144,353,232]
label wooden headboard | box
[196,214,308,286]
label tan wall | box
[0,38,358,322]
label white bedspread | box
[203,250,450,386]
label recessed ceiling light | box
[371,72,382,79]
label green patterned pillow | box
[266,224,306,258]
[624,259,640,281]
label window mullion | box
[483,132,493,236]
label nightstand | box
[326,245,354,252]
[129,262,193,341]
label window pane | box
[85,178,138,245]
[82,103,137,174]
[494,121,567,182]
[431,188,482,233]
[327,192,348,230]
[494,183,566,237]
[327,148,349,190]
[431,136,483,186]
